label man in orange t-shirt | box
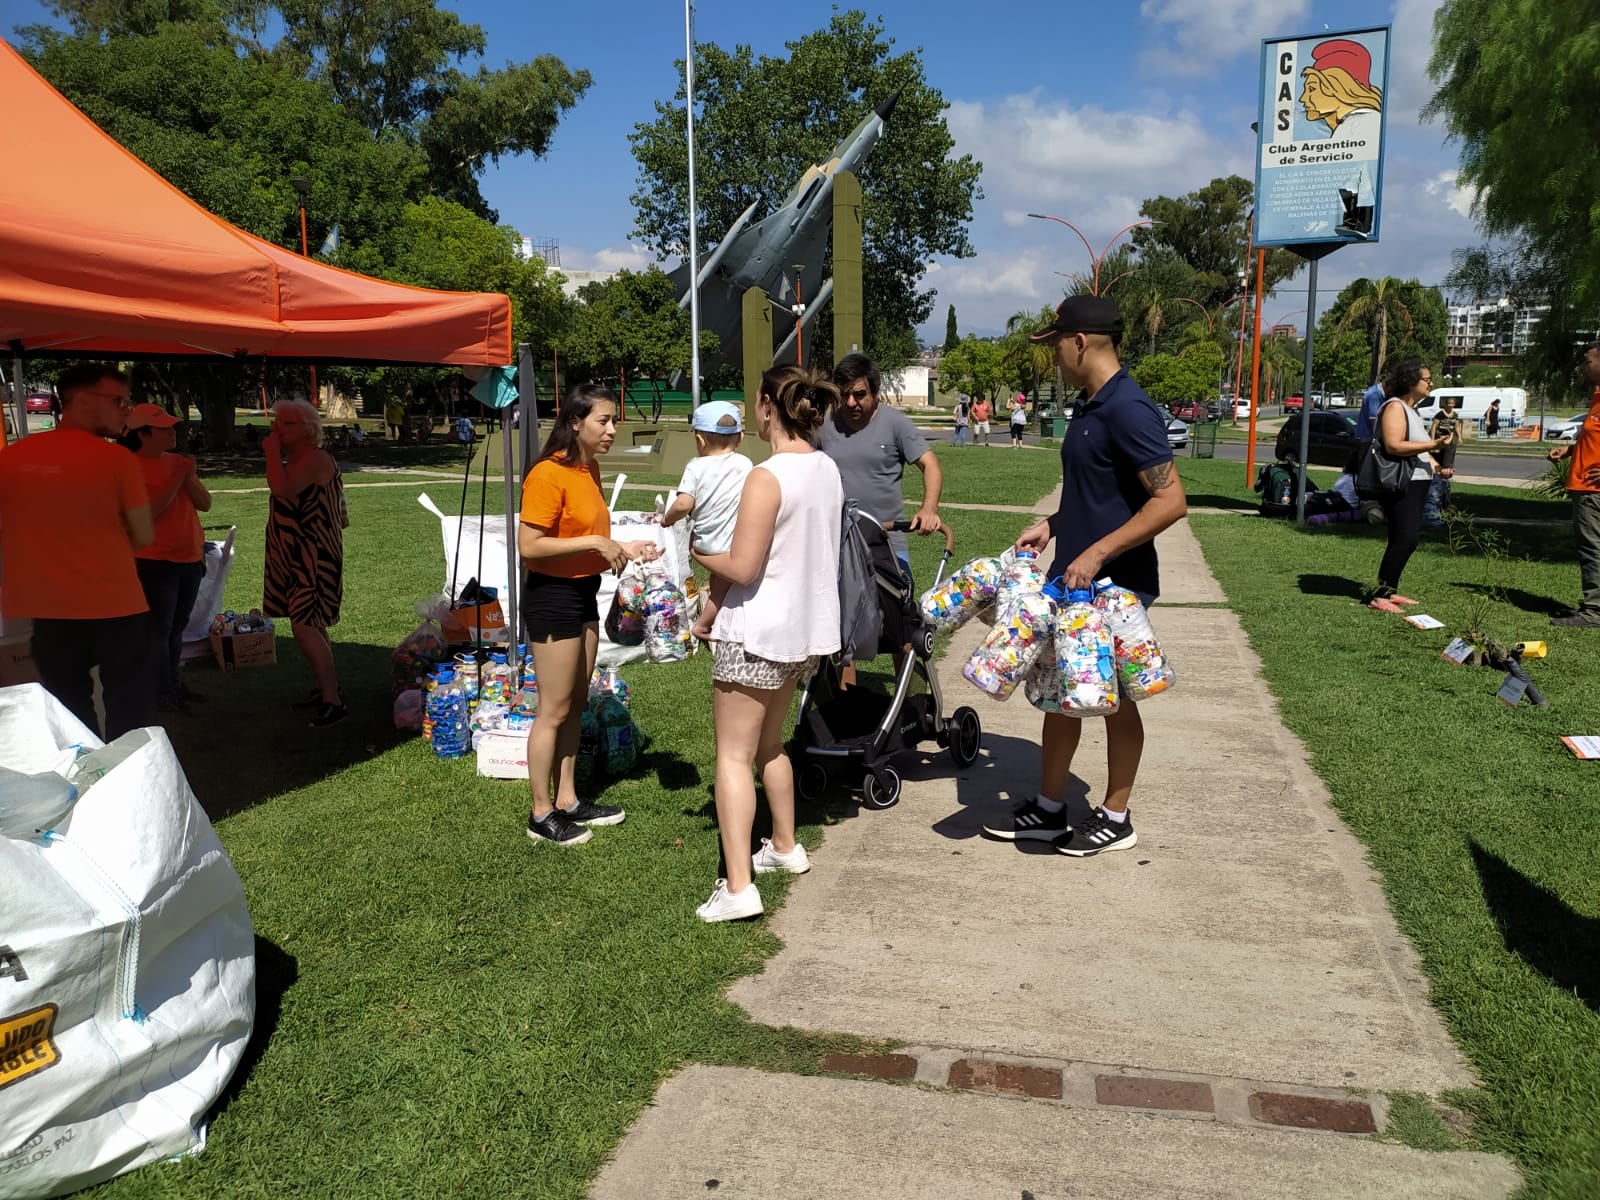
[0,364,155,736]
[1549,343,1600,627]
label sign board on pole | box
[1255,26,1390,248]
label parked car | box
[1283,394,1305,411]
[1155,407,1190,450]
[1275,410,1358,468]
[1233,397,1253,419]
[24,392,52,414]
[1550,413,1589,442]
[1170,400,1214,423]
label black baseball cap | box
[1029,295,1125,342]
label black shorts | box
[521,572,601,643]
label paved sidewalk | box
[590,511,1520,1198]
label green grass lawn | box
[1188,513,1600,1200]
[83,468,1034,1200]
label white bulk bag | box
[0,684,255,1199]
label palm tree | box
[1338,277,1417,385]
[1002,306,1058,400]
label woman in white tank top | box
[692,365,844,923]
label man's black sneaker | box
[526,809,594,846]
[307,702,348,729]
[982,798,1069,841]
[559,798,626,827]
[1053,807,1137,857]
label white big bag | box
[0,684,255,1198]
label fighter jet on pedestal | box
[670,92,897,379]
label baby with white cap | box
[662,400,754,640]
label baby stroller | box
[789,518,983,809]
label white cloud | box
[1387,0,1445,126]
[1140,0,1312,75]
[1424,170,1478,220]
[561,242,658,272]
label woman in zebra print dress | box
[263,399,347,727]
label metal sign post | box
[1255,24,1391,522]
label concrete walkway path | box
[590,505,1521,1199]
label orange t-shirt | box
[519,456,611,578]
[136,454,204,563]
[1566,389,1600,494]
[0,427,150,619]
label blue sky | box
[3,0,1474,341]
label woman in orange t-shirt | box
[518,384,659,847]
[118,404,211,710]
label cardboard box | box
[441,600,507,645]
[0,631,38,687]
[210,629,277,671]
[475,729,529,779]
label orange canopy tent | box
[0,39,512,366]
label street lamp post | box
[290,176,319,408]
[684,0,702,407]
[791,265,805,366]
[1026,212,1153,296]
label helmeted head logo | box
[1299,39,1384,135]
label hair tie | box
[803,389,816,403]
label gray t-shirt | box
[819,403,930,555]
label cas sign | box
[1255,26,1390,248]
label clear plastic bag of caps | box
[1092,577,1176,701]
[643,562,691,663]
[919,554,1004,632]
[1053,589,1118,717]
[995,547,1047,611]
[962,589,1055,700]
[608,561,648,646]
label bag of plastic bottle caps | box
[427,668,471,758]
[392,688,423,732]
[606,561,648,646]
[593,694,638,777]
[919,554,1004,632]
[1022,653,1066,715]
[471,702,509,733]
[589,666,632,709]
[643,562,691,663]
[574,705,600,787]
[1053,588,1118,717]
[1092,578,1176,701]
[392,595,449,695]
[995,548,1047,611]
[962,588,1055,700]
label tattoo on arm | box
[1139,462,1175,494]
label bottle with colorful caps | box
[995,547,1046,610]
[427,668,471,759]
[1051,587,1118,717]
[961,587,1055,700]
[919,554,1003,632]
[1091,577,1175,701]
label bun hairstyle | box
[759,364,837,440]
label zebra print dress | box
[263,471,345,628]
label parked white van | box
[1414,386,1527,428]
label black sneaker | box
[307,702,348,728]
[526,809,594,846]
[1053,808,1137,857]
[982,798,1069,841]
[291,687,325,710]
[559,798,626,827]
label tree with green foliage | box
[1314,278,1446,393]
[561,269,716,420]
[627,10,982,371]
[1000,307,1057,399]
[939,335,1007,404]
[943,305,959,354]
[29,0,592,220]
[1335,277,1425,385]
[1132,343,1224,405]
[1131,176,1301,308]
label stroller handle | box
[885,519,956,555]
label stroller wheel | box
[861,766,902,810]
[947,706,982,768]
[796,761,830,802]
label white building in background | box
[1447,298,1549,357]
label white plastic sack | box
[179,529,237,660]
[0,684,256,1199]
[418,490,699,666]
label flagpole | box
[685,0,702,408]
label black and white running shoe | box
[526,808,594,846]
[981,798,1069,841]
[559,798,626,827]
[1053,807,1137,857]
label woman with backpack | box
[693,365,844,922]
[1369,360,1452,613]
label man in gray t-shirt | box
[822,353,945,569]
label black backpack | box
[1254,462,1297,517]
[837,500,884,662]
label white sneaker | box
[752,837,811,875]
[696,879,764,923]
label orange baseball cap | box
[124,403,180,430]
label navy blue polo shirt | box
[1047,368,1174,604]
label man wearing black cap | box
[982,295,1188,856]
